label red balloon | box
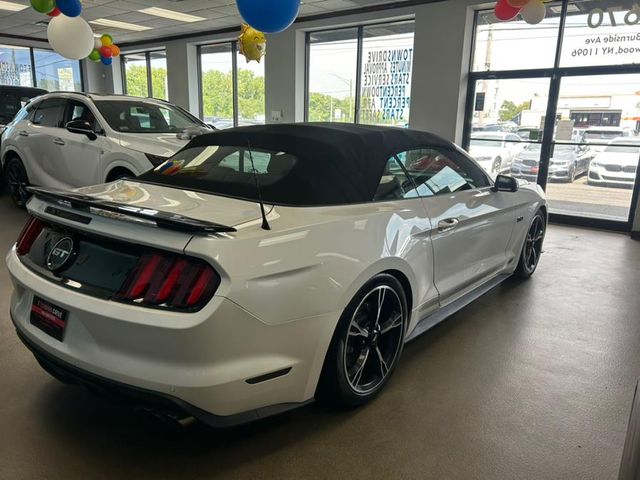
[47,7,61,16]
[495,0,521,20]
[100,46,113,58]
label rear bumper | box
[12,323,311,428]
[7,248,336,422]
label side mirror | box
[65,120,97,140]
[492,174,519,192]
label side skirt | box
[405,273,511,343]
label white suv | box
[1,92,211,207]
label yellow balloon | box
[507,0,530,7]
[100,34,113,47]
[238,23,266,63]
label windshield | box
[470,136,504,147]
[138,145,304,204]
[584,131,621,141]
[604,142,640,154]
[95,100,202,133]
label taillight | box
[116,253,220,311]
[16,216,44,256]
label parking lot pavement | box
[545,176,634,221]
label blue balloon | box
[101,56,112,66]
[56,0,81,17]
[236,0,300,34]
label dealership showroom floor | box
[2,0,640,479]
[1,196,639,479]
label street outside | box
[545,175,634,221]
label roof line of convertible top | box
[185,122,454,150]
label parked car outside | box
[581,126,635,154]
[7,123,546,427]
[0,85,47,136]
[468,131,524,175]
[516,126,542,141]
[1,92,212,207]
[511,142,593,183]
[588,137,640,188]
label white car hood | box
[594,152,639,167]
[118,132,190,157]
[75,180,264,227]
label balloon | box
[109,44,120,57]
[494,0,521,20]
[521,0,546,24]
[30,0,55,14]
[238,24,266,63]
[101,56,113,66]
[47,7,61,16]
[47,15,94,60]
[93,37,102,50]
[88,49,101,61]
[506,0,530,6]
[101,34,113,46]
[99,46,112,58]
[236,0,300,33]
[56,0,82,17]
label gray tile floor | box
[1,195,639,479]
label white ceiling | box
[0,0,410,45]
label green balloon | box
[88,49,101,62]
[30,0,55,14]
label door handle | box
[53,138,65,145]
[438,218,459,232]
[19,130,29,136]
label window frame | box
[31,97,66,128]
[121,49,167,99]
[0,43,83,91]
[304,19,415,124]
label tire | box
[4,156,30,209]
[492,157,502,174]
[566,164,576,183]
[106,168,134,182]
[514,209,546,279]
[317,273,408,408]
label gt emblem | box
[46,237,74,271]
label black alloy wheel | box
[318,274,407,407]
[515,210,546,278]
[5,157,30,208]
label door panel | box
[426,188,517,303]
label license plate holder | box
[30,296,68,341]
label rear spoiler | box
[27,186,237,234]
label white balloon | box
[521,0,546,24]
[47,15,94,60]
[94,36,102,50]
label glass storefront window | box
[561,0,640,67]
[33,49,81,91]
[359,21,414,127]
[0,45,33,86]
[149,50,167,100]
[236,48,265,125]
[472,6,562,72]
[123,53,149,97]
[199,43,234,128]
[307,28,358,123]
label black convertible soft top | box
[145,123,456,206]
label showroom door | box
[53,99,106,188]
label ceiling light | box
[90,18,151,31]
[0,1,28,11]
[139,7,205,23]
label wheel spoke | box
[380,313,402,334]
[374,287,386,327]
[349,321,369,339]
[351,349,369,386]
[375,346,389,377]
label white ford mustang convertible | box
[7,123,546,427]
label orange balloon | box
[507,0,530,6]
[110,44,120,57]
